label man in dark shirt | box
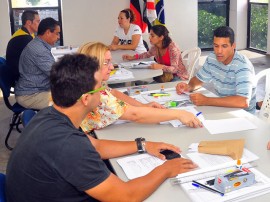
[6,10,40,85]
[6,54,197,202]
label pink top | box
[137,41,188,80]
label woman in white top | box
[109,8,146,53]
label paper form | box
[117,153,164,180]
[203,118,257,135]
[141,87,191,104]
[180,168,270,202]
[160,106,205,127]
[108,68,134,81]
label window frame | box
[198,0,230,51]
[247,1,268,54]
[8,0,63,46]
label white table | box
[108,50,163,85]
[95,82,270,202]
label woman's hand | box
[151,63,164,70]
[109,44,118,51]
[144,102,165,109]
[122,54,135,61]
[177,110,202,128]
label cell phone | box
[160,150,181,160]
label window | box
[8,0,63,46]
[248,0,268,52]
[198,0,230,50]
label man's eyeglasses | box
[78,86,105,100]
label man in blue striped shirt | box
[176,26,256,114]
[15,18,60,109]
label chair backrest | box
[255,68,270,122]
[0,59,14,110]
[0,173,6,202]
[255,68,270,93]
[258,89,270,122]
[181,47,201,81]
[143,40,149,51]
[22,109,37,127]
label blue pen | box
[196,112,202,117]
[192,180,224,196]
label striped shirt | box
[196,51,256,114]
[15,37,55,96]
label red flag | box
[130,0,147,32]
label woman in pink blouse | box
[123,25,188,81]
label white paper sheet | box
[203,118,257,135]
[117,153,165,180]
[186,148,259,169]
[108,68,134,81]
[160,106,204,127]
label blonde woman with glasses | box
[78,42,202,132]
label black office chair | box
[143,40,149,51]
[0,58,26,150]
[0,173,6,202]
[22,109,37,127]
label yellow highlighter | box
[110,69,117,76]
[152,93,170,97]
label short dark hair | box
[150,25,172,49]
[120,8,135,23]
[22,10,38,25]
[50,54,99,107]
[213,26,235,45]
[37,17,60,35]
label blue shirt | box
[196,51,256,114]
[15,37,55,96]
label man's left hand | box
[190,93,208,106]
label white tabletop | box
[95,82,270,202]
[108,50,163,85]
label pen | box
[192,180,224,196]
[196,112,202,117]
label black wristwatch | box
[135,137,146,154]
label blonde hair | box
[78,42,109,69]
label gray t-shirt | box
[6,106,110,202]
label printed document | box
[108,68,134,81]
[117,154,164,180]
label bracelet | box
[135,54,139,60]
[135,137,146,154]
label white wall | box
[62,0,197,51]
[0,0,11,56]
[1,0,268,55]
[62,0,128,46]
[230,0,248,50]
[164,0,197,51]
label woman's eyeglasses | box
[103,60,113,67]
